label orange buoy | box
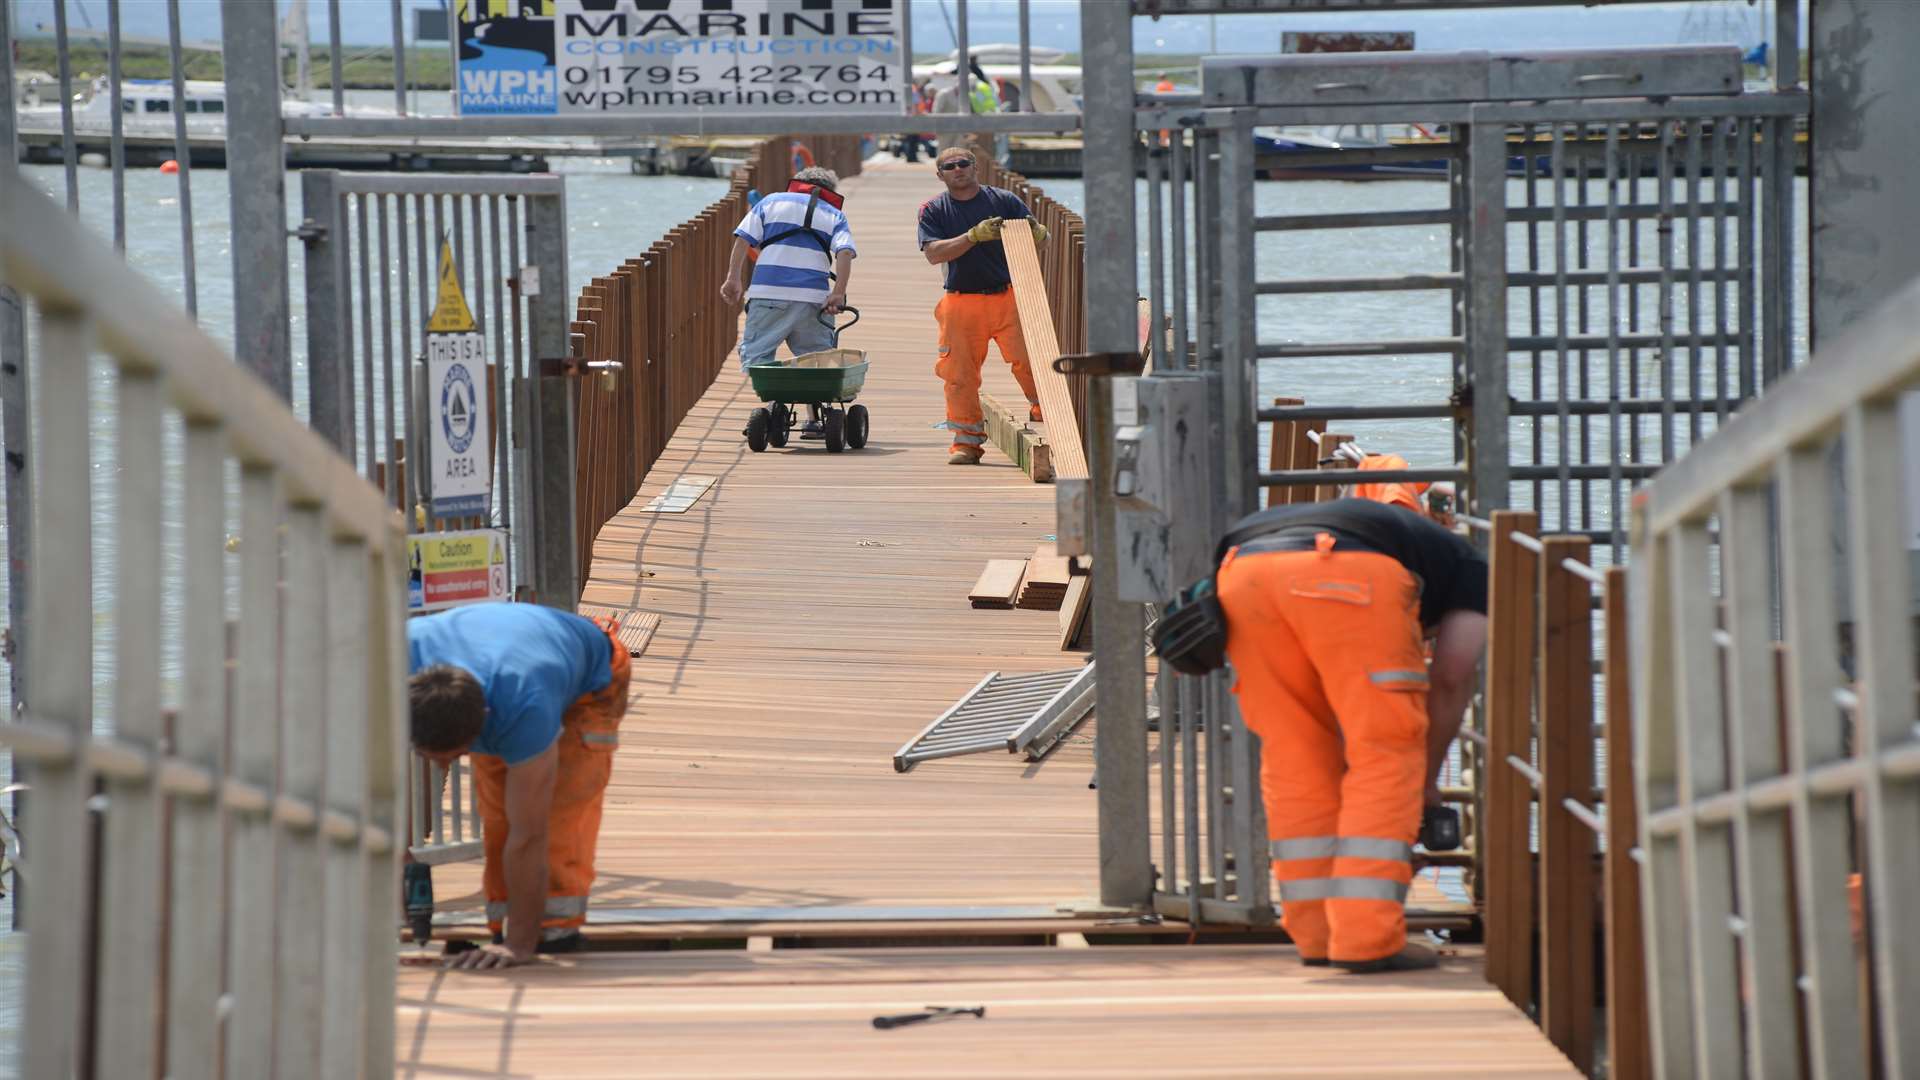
[159,159,180,174]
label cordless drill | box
[404,861,435,943]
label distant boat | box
[16,78,391,135]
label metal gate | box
[300,172,578,610]
[1108,45,1806,924]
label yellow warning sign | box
[427,239,477,333]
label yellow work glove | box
[1030,221,1050,243]
[965,216,1004,244]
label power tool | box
[404,862,435,943]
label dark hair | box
[409,664,486,754]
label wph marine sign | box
[455,0,904,116]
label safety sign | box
[425,238,492,519]
[454,0,906,117]
[408,528,511,613]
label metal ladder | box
[892,665,1096,773]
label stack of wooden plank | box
[968,560,1028,609]
[1017,545,1072,610]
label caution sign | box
[408,528,510,613]
[425,238,491,519]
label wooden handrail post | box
[1265,396,1302,508]
[1538,534,1597,1072]
[1484,509,1539,1012]
[1603,566,1652,1080]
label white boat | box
[17,78,386,135]
[911,45,1083,114]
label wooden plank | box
[1019,545,1072,611]
[1001,219,1087,479]
[1058,573,1091,650]
[980,390,1054,483]
[577,604,665,658]
[1537,536,1597,1074]
[1265,396,1304,508]
[969,560,1027,608]
[1290,419,1324,505]
[393,945,1578,1078]
[1483,511,1540,1013]
[1602,567,1652,1080]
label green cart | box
[744,307,870,454]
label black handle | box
[872,1012,933,1030]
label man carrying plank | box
[917,145,1049,464]
[407,602,631,969]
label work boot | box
[1302,956,1330,968]
[1029,402,1044,423]
[948,449,982,465]
[1335,942,1439,974]
[537,930,587,955]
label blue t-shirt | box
[916,186,1031,293]
[733,190,857,305]
[407,603,612,766]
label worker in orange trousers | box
[409,603,632,969]
[1214,499,1488,972]
[917,145,1048,463]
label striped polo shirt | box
[733,190,857,305]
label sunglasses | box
[938,158,976,171]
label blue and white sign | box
[456,0,906,117]
[427,332,491,519]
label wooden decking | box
[402,161,1566,1077]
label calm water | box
[0,150,1811,1072]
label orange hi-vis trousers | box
[934,289,1040,455]
[1350,453,1428,516]
[1216,538,1430,964]
[474,619,632,937]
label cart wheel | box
[823,407,845,453]
[768,403,791,448]
[746,407,770,452]
[846,404,869,449]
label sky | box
[8,0,1778,55]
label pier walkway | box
[396,162,1570,1077]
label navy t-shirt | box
[916,186,1032,293]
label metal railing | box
[0,170,407,1078]
[1629,278,1920,1076]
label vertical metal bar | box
[1018,0,1032,113]
[302,172,355,458]
[1524,129,1544,514]
[1192,132,1213,380]
[1158,672,1176,900]
[1842,401,1920,1071]
[168,420,228,1078]
[506,195,526,588]
[1711,118,1730,423]
[398,195,417,516]
[358,193,377,477]
[1146,145,1169,371]
[1605,125,1625,553]
[0,0,32,770]
[1627,143,1645,466]
[107,0,126,254]
[1169,134,1190,370]
[1737,118,1757,398]
[1717,484,1801,1074]
[1082,3,1151,909]
[227,463,283,1078]
[453,194,468,298]
[489,197,511,532]
[328,0,346,116]
[221,0,294,401]
[20,308,91,1080]
[1769,115,1796,377]
[1759,119,1784,387]
[1205,674,1226,900]
[94,368,165,1079]
[53,0,77,214]
[390,0,408,116]
[451,757,465,841]
[898,0,913,115]
[955,0,969,116]
[446,0,462,114]
[1657,122,1676,462]
[1775,445,1867,1078]
[276,503,328,1076]
[1774,0,1801,92]
[1219,113,1257,517]
[1684,119,1704,445]
[1575,127,1593,532]
[1627,507,1695,1076]
[166,0,198,317]
[1550,127,1571,532]
[379,195,398,509]
[526,192,577,607]
[1181,677,1201,916]
[320,537,370,1078]
[1466,110,1511,515]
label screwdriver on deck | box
[871,1005,987,1030]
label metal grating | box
[893,666,1096,773]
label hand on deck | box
[445,942,536,971]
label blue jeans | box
[738,298,834,372]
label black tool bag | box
[1152,575,1230,676]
